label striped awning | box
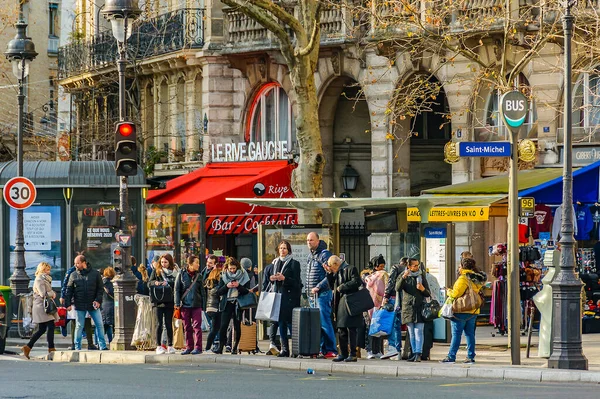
[206,213,297,235]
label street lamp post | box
[102,0,141,350]
[548,1,588,370]
[4,15,38,310]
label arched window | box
[246,83,297,152]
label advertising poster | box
[180,213,204,262]
[146,204,176,266]
[72,203,118,270]
[9,205,62,285]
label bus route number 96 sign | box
[3,177,37,210]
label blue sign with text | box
[458,142,511,157]
[424,227,447,239]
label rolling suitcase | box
[292,307,320,358]
[239,308,257,354]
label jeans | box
[386,297,402,352]
[75,309,106,350]
[268,321,280,347]
[181,307,203,351]
[406,322,424,354]
[309,290,337,354]
[279,321,291,351]
[28,320,55,349]
[71,318,93,346]
[156,306,174,346]
[447,313,477,361]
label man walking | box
[65,255,108,351]
[380,257,408,360]
[61,262,96,349]
[306,232,337,358]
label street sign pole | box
[501,90,529,366]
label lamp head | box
[5,20,37,79]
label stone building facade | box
[0,0,60,160]
[57,0,600,262]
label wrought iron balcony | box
[59,8,204,79]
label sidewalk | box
[7,326,600,384]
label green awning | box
[421,167,566,196]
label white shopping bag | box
[255,291,281,322]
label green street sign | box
[501,91,528,132]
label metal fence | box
[340,222,370,271]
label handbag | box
[237,292,258,310]
[44,297,58,314]
[421,298,441,321]
[452,279,484,313]
[344,288,375,317]
[369,308,394,337]
[440,299,454,320]
[255,289,282,322]
[173,307,182,319]
[149,283,173,305]
[55,307,67,327]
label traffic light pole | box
[111,30,136,351]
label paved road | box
[0,356,595,398]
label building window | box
[246,83,297,152]
[574,69,600,128]
[49,3,59,37]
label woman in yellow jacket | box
[440,257,487,364]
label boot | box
[22,345,31,359]
[355,347,362,359]
[408,353,422,362]
[48,348,56,354]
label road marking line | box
[440,382,503,387]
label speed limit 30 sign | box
[3,177,37,210]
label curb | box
[43,351,600,384]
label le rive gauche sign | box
[212,140,289,162]
[407,207,490,222]
[457,142,511,157]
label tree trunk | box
[290,50,324,224]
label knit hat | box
[240,257,253,270]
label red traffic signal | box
[114,121,138,176]
[118,123,134,137]
[114,248,122,256]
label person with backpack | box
[149,254,177,354]
[174,255,205,355]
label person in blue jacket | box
[60,261,95,349]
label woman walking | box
[149,254,177,354]
[204,255,222,353]
[269,240,302,357]
[440,257,487,364]
[174,255,205,355]
[396,258,431,362]
[22,262,59,359]
[101,267,115,344]
[215,257,251,355]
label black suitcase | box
[292,307,320,357]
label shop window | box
[246,83,297,153]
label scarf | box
[409,270,422,278]
[222,268,250,300]
[273,254,292,273]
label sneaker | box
[381,349,399,360]
[366,351,376,360]
[463,358,475,364]
[190,349,202,355]
[167,346,176,354]
[439,357,455,364]
[389,355,400,361]
[225,345,232,353]
[181,349,192,355]
[156,346,166,355]
[323,351,337,359]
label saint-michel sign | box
[211,140,289,162]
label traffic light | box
[113,245,123,273]
[115,121,137,176]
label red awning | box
[146,161,297,234]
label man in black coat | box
[65,255,107,350]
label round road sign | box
[3,177,37,210]
[501,91,528,131]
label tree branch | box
[295,2,321,57]
[246,0,305,37]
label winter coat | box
[384,264,401,299]
[101,277,115,325]
[61,266,76,302]
[306,240,332,293]
[365,269,389,316]
[216,278,251,312]
[32,274,58,324]
[65,267,103,312]
[271,257,302,324]
[204,269,222,313]
[447,269,487,315]
[174,269,204,308]
[396,271,431,324]
[148,269,176,307]
[327,262,363,329]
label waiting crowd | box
[21,232,487,365]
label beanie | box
[240,257,253,270]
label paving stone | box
[504,368,542,382]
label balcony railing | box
[557,126,600,144]
[59,8,204,79]
[223,3,360,50]
[474,123,537,142]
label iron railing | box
[340,222,370,271]
[58,8,204,79]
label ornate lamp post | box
[547,0,588,370]
[102,0,141,350]
[5,15,37,302]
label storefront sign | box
[559,146,600,165]
[407,206,489,222]
[211,140,289,162]
[206,213,297,235]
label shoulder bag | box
[44,297,58,314]
[345,288,375,317]
[149,282,173,305]
[237,291,258,310]
[452,279,484,313]
[421,297,441,321]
